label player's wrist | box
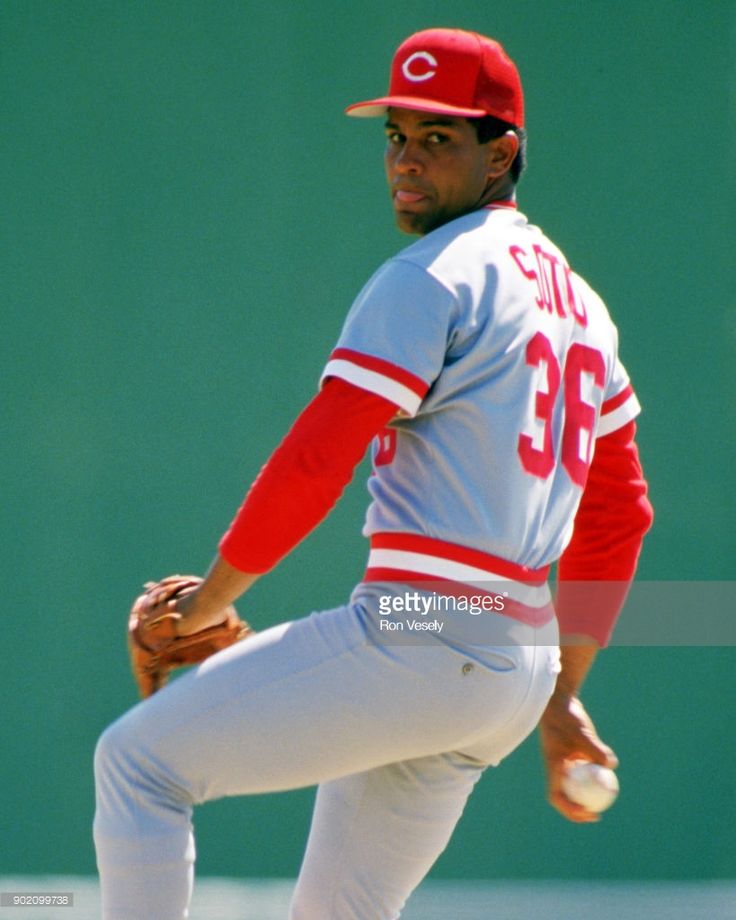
[171,589,227,636]
[540,690,577,731]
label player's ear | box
[485,131,519,178]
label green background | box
[2,0,734,881]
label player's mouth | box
[394,190,426,203]
[392,185,430,207]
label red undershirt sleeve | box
[556,420,654,646]
[219,378,399,574]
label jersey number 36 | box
[518,332,605,488]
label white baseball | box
[561,761,619,812]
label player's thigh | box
[97,604,492,803]
[98,607,371,800]
[290,752,484,920]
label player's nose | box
[389,140,424,174]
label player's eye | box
[386,131,404,144]
[426,132,449,145]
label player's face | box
[384,108,501,235]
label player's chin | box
[393,209,424,235]
[393,207,439,236]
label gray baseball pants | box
[94,585,559,919]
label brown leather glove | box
[128,574,254,698]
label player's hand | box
[128,575,254,697]
[143,575,231,637]
[538,692,618,823]
[142,574,201,615]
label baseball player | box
[94,28,653,919]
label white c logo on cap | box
[402,51,437,82]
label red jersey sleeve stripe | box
[601,383,634,415]
[330,348,429,398]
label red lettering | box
[531,246,552,312]
[518,332,560,478]
[374,427,397,466]
[563,265,588,327]
[534,246,567,318]
[562,344,605,486]
[518,335,605,486]
[509,245,587,327]
[509,245,536,282]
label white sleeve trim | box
[321,359,423,417]
[597,392,641,437]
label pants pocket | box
[455,645,520,675]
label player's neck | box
[479,173,517,209]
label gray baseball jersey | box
[322,203,640,605]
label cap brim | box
[345,96,488,118]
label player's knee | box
[93,717,140,840]
[94,716,134,790]
[93,708,158,800]
[94,710,194,816]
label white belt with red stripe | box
[363,532,553,624]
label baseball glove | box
[128,574,254,698]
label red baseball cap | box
[345,28,524,127]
